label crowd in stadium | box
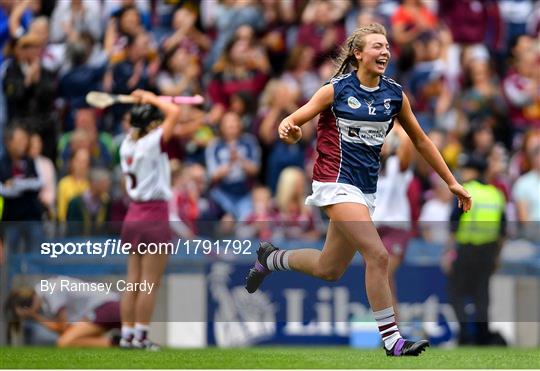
[0,0,539,256]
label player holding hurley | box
[119,90,180,350]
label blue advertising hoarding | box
[206,262,457,347]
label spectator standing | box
[160,6,210,57]
[3,33,57,160]
[257,80,314,193]
[443,155,506,346]
[103,0,151,32]
[419,175,453,245]
[237,185,274,240]
[508,128,540,182]
[58,34,109,123]
[458,56,507,134]
[108,32,156,95]
[156,46,201,97]
[56,148,90,223]
[203,0,265,70]
[281,46,321,104]
[66,168,111,236]
[205,111,260,221]
[486,143,512,202]
[0,125,43,253]
[391,0,438,47]
[169,161,200,239]
[103,4,147,60]
[512,145,540,238]
[28,133,56,219]
[439,0,502,48]
[57,108,115,174]
[49,0,102,44]
[273,166,321,242]
[296,0,347,66]
[502,49,540,137]
[440,0,503,88]
[498,0,535,56]
[105,32,157,130]
[207,35,270,125]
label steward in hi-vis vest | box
[455,180,505,246]
[444,154,507,346]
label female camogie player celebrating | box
[119,90,180,350]
[245,23,472,357]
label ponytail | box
[333,53,356,78]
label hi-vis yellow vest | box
[455,180,505,245]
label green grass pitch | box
[1,346,539,369]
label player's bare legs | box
[323,203,393,309]
[388,254,403,321]
[136,253,169,323]
[264,203,393,310]
[244,220,355,293]
[309,204,426,355]
[127,252,168,350]
[245,202,428,356]
[121,254,141,324]
[287,220,356,280]
[120,253,141,347]
[57,322,111,348]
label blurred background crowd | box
[0,0,539,254]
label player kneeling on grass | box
[5,276,121,348]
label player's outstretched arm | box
[130,89,181,143]
[397,92,472,211]
[278,84,333,144]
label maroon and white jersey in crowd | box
[503,71,540,128]
[120,127,172,202]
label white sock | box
[134,323,150,342]
[121,325,134,341]
[373,307,402,350]
[266,250,291,271]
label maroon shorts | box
[121,200,172,253]
[93,301,121,330]
[378,226,411,257]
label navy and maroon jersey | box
[312,73,403,194]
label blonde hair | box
[333,23,387,77]
[275,167,305,212]
[259,79,280,108]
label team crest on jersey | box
[384,98,392,115]
[347,96,361,109]
[126,157,133,165]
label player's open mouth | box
[376,59,387,67]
